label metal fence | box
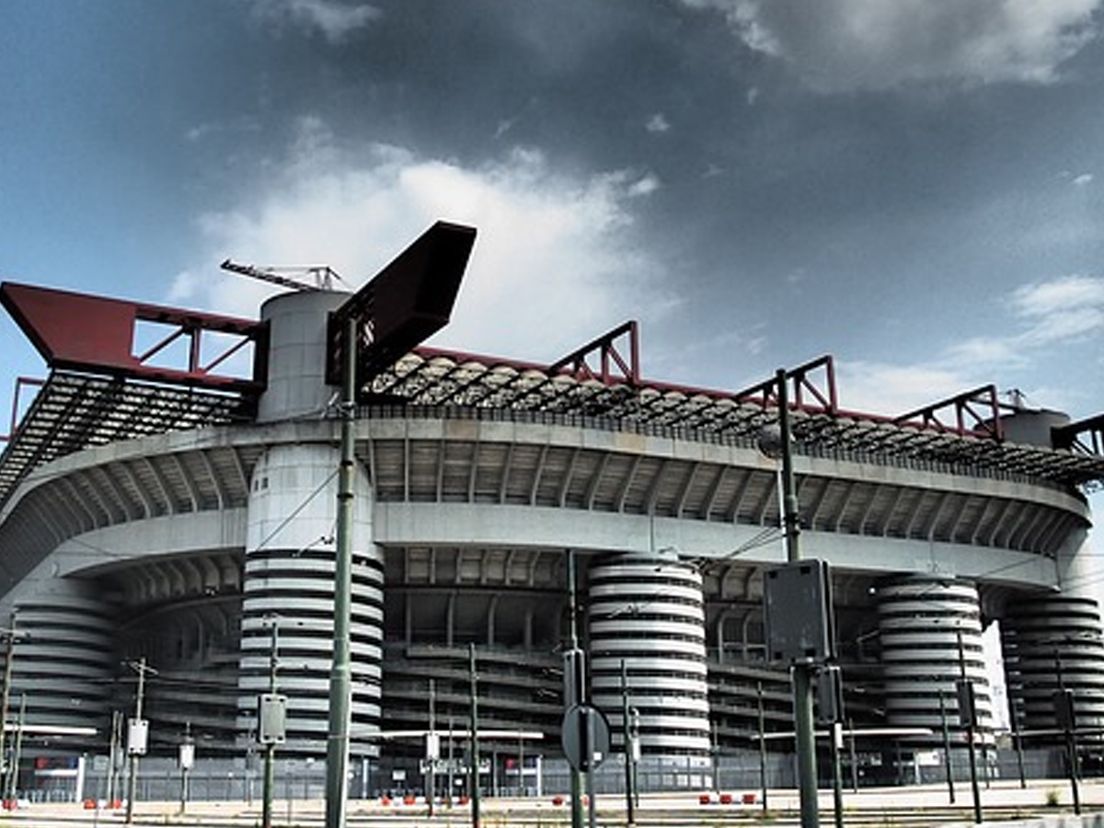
[46,744,1104,806]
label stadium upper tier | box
[3,331,1103,515]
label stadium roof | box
[2,294,1103,514]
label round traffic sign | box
[561,704,611,772]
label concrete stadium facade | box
[0,284,1102,782]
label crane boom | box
[220,259,343,292]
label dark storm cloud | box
[222,0,1104,395]
[3,0,1103,415]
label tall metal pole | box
[777,369,820,828]
[585,710,597,828]
[106,711,120,807]
[428,678,436,817]
[630,708,640,808]
[468,643,481,828]
[263,620,278,828]
[847,718,858,794]
[518,733,525,798]
[125,657,147,825]
[3,694,23,805]
[325,315,358,828]
[956,631,982,825]
[830,721,843,828]
[447,714,454,807]
[566,551,585,828]
[179,721,191,815]
[1057,652,1081,815]
[621,660,635,827]
[0,612,17,786]
[939,689,955,804]
[711,721,721,795]
[758,681,769,811]
[1011,698,1026,789]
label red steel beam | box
[893,384,1003,441]
[1053,413,1104,456]
[0,376,44,443]
[547,320,640,386]
[731,355,838,414]
[0,282,267,393]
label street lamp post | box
[1055,652,1081,815]
[428,678,436,817]
[324,314,357,828]
[262,619,280,828]
[939,688,955,804]
[773,368,820,828]
[124,657,153,825]
[3,693,24,806]
[468,643,481,828]
[620,661,636,828]
[757,681,768,811]
[955,630,982,825]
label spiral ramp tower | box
[587,552,711,759]
[876,576,993,743]
[235,288,385,758]
[3,581,115,744]
[1002,595,1104,736]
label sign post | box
[561,703,611,828]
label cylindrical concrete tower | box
[7,582,115,739]
[1003,525,1104,736]
[237,291,384,756]
[1002,596,1104,734]
[877,576,992,741]
[587,552,711,758]
[256,290,348,425]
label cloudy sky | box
[2,0,1104,423]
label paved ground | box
[1,779,1102,827]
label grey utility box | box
[257,693,288,745]
[763,559,836,665]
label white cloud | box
[683,0,1102,91]
[170,118,672,361]
[1073,172,1095,186]
[627,173,661,197]
[645,113,671,133]
[183,117,261,144]
[835,273,1104,416]
[837,360,977,416]
[1012,273,1104,318]
[252,0,380,43]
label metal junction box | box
[763,559,836,665]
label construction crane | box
[220,259,346,292]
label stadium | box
[0,222,1102,799]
